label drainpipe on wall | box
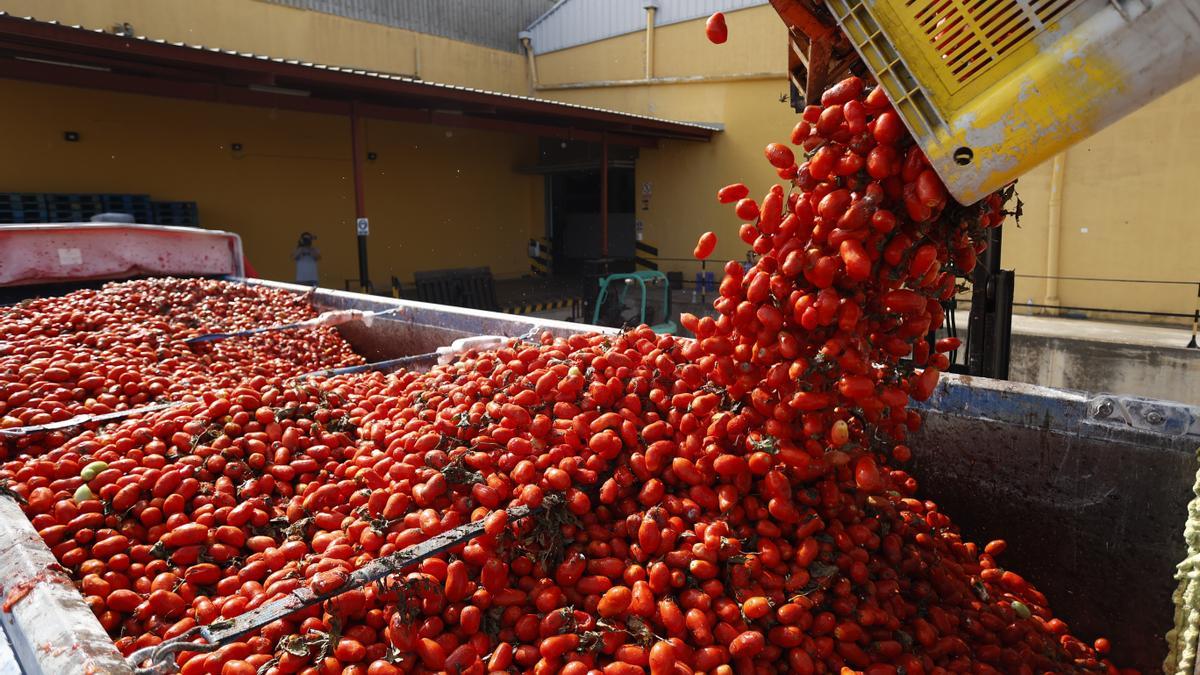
[601,132,609,257]
[644,1,658,80]
[1044,152,1067,314]
[519,31,539,92]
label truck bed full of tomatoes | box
[0,79,1133,674]
[0,277,361,457]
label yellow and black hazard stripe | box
[635,241,658,271]
[530,238,552,277]
[504,297,581,316]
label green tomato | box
[79,460,108,481]
[1011,600,1031,620]
[73,484,94,504]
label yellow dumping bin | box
[825,0,1200,204]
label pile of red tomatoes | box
[0,277,361,457]
[0,75,1132,675]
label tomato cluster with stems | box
[0,278,361,458]
[0,67,1130,675]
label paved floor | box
[957,309,1196,350]
[493,276,580,307]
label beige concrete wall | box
[536,4,784,84]
[1004,79,1200,323]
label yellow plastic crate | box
[826,0,1200,204]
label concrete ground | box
[975,310,1196,350]
[493,276,584,322]
[957,309,1199,404]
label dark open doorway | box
[532,139,637,274]
[547,167,635,274]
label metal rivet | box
[953,147,973,165]
[1145,409,1165,425]
[1095,399,1114,419]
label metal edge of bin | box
[919,372,1200,451]
[913,373,1200,671]
[0,600,21,675]
[244,279,618,340]
[0,497,131,675]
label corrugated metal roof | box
[525,0,768,54]
[0,13,720,139]
[264,0,556,53]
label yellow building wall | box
[0,80,543,288]
[651,6,786,80]
[1002,77,1200,323]
[536,5,785,85]
[0,0,529,94]
[533,6,802,278]
[537,30,647,85]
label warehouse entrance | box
[546,167,635,273]
[534,139,638,275]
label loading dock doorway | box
[534,139,637,274]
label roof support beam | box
[0,57,663,148]
[0,56,354,115]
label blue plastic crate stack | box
[0,193,199,225]
[45,194,105,222]
[151,200,199,226]
[0,193,47,224]
[99,194,154,223]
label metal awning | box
[0,13,718,148]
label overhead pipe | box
[1044,153,1067,313]
[535,71,786,91]
[644,1,658,80]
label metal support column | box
[600,133,609,257]
[966,226,1013,379]
[350,102,370,293]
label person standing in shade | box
[293,232,321,286]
